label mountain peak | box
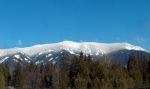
[0,41,148,65]
[0,41,146,57]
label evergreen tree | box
[23,63,36,89]
[146,60,150,87]
[35,72,43,89]
[127,56,142,88]
[74,75,87,89]
[0,52,149,89]
[43,62,54,88]
[112,67,128,89]
[13,63,25,89]
[69,53,89,88]
[93,77,100,89]
[0,72,5,89]
[0,64,11,87]
[94,62,112,89]
[139,56,150,87]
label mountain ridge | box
[0,41,146,56]
[0,41,148,65]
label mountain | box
[0,41,149,65]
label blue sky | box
[0,0,150,50]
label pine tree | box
[0,72,5,89]
[59,55,70,89]
[145,60,150,87]
[95,62,112,89]
[92,77,99,89]
[74,74,87,89]
[43,62,53,88]
[13,63,25,89]
[0,64,11,87]
[35,72,43,89]
[127,56,142,88]
[139,56,149,87]
[24,63,38,89]
[112,67,128,89]
[59,70,69,89]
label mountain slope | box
[0,41,148,65]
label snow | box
[48,50,53,52]
[24,58,31,63]
[35,61,40,65]
[48,58,53,61]
[13,59,18,62]
[46,54,52,58]
[69,51,75,54]
[0,41,146,57]
[38,52,43,55]
[55,56,59,59]
[35,60,44,65]
[14,55,20,59]
[0,57,9,63]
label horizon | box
[0,41,146,52]
[0,0,150,50]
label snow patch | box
[69,51,75,54]
[0,41,146,58]
[48,58,53,61]
[38,52,43,55]
[46,54,52,58]
[0,57,9,63]
[35,60,44,65]
[55,56,59,59]
[14,55,20,59]
[48,50,53,52]
[24,58,31,63]
[13,59,18,62]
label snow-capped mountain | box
[0,41,148,65]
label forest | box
[0,52,150,89]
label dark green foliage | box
[0,64,11,87]
[0,72,5,89]
[127,56,142,88]
[13,63,25,89]
[42,62,53,88]
[0,54,149,89]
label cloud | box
[135,37,146,43]
[16,40,22,46]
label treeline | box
[0,52,150,89]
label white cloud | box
[16,40,22,46]
[135,37,146,43]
